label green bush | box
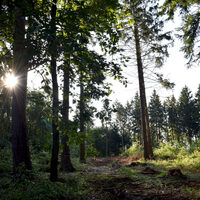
[86,144,100,158]
[154,142,180,159]
[121,142,143,157]
[35,151,50,165]
[1,172,87,200]
[0,148,12,173]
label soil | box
[79,157,200,200]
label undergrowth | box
[0,148,87,200]
[121,142,143,158]
[124,142,200,173]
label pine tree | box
[164,96,179,142]
[123,0,171,159]
[178,86,198,146]
[194,85,200,140]
[126,92,141,144]
[149,90,164,146]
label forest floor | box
[74,156,200,200]
[1,153,200,199]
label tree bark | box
[79,73,86,163]
[49,0,59,182]
[60,61,75,172]
[133,23,154,159]
[12,3,32,176]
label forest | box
[0,0,200,199]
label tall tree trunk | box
[121,132,124,152]
[49,0,59,182]
[60,61,75,172]
[79,73,86,163]
[106,126,108,157]
[133,24,154,159]
[12,3,32,176]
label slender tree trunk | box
[187,129,192,147]
[105,125,108,157]
[60,61,75,172]
[12,3,32,176]
[79,73,86,163]
[133,24,154,159]
[121,132,124,152]
[49,0,59,182]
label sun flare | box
[4,73,18,89]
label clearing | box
[72,156,200,200]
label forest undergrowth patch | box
[84,156,200,200]
[1,147,200,200]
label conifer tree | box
[178,86,198,146]
[195,85,200,139]
[123,0,171,159]
[164,96,179,142]
[149,90,164,146]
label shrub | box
[154,142,180,160]
[1,172,87,200]
[121,142,143,157]
[86,144,100,158]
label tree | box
[122,0,172,159]
[126,92,142,144]
[49,0,60,182]
[97,99,112,157]
[11,0,32,175]
[57,0,122,165]
[195,85,200,140]
[0,87,11,148]
[60,58,75,172]
[114,101,131,152]
[149,90,165,146]
[178,86,199,146]
[164,95,179,142]
[88,126,122,157]
[162,0,200,66]
[132,92,142,143]
[26,90,52,152]
[79,70,86,163]
[122,0,166,159]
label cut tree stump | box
[165,168,187,179]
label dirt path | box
[79,157,200,200]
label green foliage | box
[86,144,100,158]
[0,149,87,200]
[161,0,200,66]
[0,148,12,173]
[154,142,186,160]
[149,90,165,146]
[113,101,132,150]
[88,126,122,157]
[178,86,199,144]
[33,151,51,165]
[121,142,143,157]
[70,144,80,158]
[119,166,136,178]
[0,175,85,200]
[0,89,11,148]
[27,90,52,152]
[148,143,200,172]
